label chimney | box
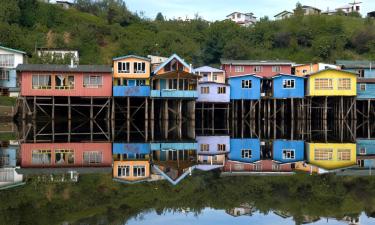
[189,64,193,73]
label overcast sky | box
[125,0,375,20]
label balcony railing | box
[150,89,197,98]
[113,86,150,97]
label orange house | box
[112,55,151,86]
[293,63,340,76]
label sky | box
[124,0,375,21]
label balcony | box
[150,89,197,98]
[113,86,150,97]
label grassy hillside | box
[0,0,374,67]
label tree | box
[294,2,304,17]
[0,0,20,24]
[222,37,249,59]
[155,12,165,21]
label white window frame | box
[212,74,218,81]
[118,62,130,73]
[338,78,351,90]
[282,149,295,159]
[134,62,146,73]
[201,86,209,94]
[254,66,262,72]
[235,66,244,73]
[118,165,130,177]
[32,74,52,89]
[133,165,146,177]
[0,70,10,81]
[337,149,351,161]
[218,144,226,152]
[283,79,295,89]
[217,86,226,94]
[201,144,209,151]
[83,75,103,88]
[241,149,252,159]
[272,66,281,72]
[242,80,252,89]
[83,151,103,164]
[359,147,366,155]
[360,84,366,91]
[0,54,15,67]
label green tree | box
[155,12,165,21]
[0,0,20,24]
[294,2,304,17]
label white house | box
[226,12,257,27]
[297,5,321,16]
[274,10,294,20]
[37,48,79,63]
[336,1,362,14]
[56,0,73,9]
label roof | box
[151,70,200,79]
[357,78,375,83]
[301,5,321,12]
[305,68,358,77]
[16,167,112,175]
[16,64,112,73]
[336,60,375,69]
[113,54,151,62]
[194,66,224,73]
[198,81,230,86]
[272,73,306,79]
[152,54,191,74]
[228,74,262,79]
[220,59,294,66]
[37,48,78,52]
[274,10,293,17]
[56,0,73,4]
[0,46,26,55]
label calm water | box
[1,119,375,224]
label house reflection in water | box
[0,141,24,190]
[226,203,256,217]
[196,135,230,170]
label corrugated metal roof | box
[0,45,26,55]
[357,78,375,83]
[113,54,151,61]
[16,64,112,73]
[305,68,358,77]
[152,54,191,74]
[336,60,375,69]
[194,66,224,73]
[220,59,294,65]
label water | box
[1,119,375,225]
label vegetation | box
[0,0,374,66]
[0,96,16,106]
[0,172,375,224]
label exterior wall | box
[0,49,24,69]
[306,143,357,170]
[222,64,292,78]
[196,71,226,83]
[307,70,357,96]
[155,61,190,76]
[229,75,261,100]
[228,138,260,163]
[272,76,305,98]
[345,68,375,78]
[113,57,151,79]
[112,143,150,158]
[294,64,319,76]
[0,49,24,89]
[357,83,375,99]
[272,140,305,163]
[198,155,226,165]
[197,83,230,102]
[196,136,230,154]
[223,160,292,172]
[113,86,150,97]
[20,143,112,168]
[356,139,375,156]
[113,160,150,181]
[20,71,112,97]
[151,142,197,151]
[0,148,17,167]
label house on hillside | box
[226,12,257,27]
[37,48,79,63]
[368,11,375,18]
[274,10,293,20]
[297,5,321,16]
[56,0,74,9]
[0,46,26,97]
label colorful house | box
[20,142,112,168]
[223,160,296,173]
[195,66,226,83]
[0,46,26,97]
[228,74,261,100]
[293,63,339,76]
[305,69,357,96]
[336,60,375,78]
[196,136,230,167]
[151,54,199,98]
[17,64,112,97]
[356,139,375,169]
[197,82,230,103]
[221,59,294,78]
[112,55,151,97]
[306,143,357,170]
[0,147,17,168]
[228,138,261,163]
[272,140,305,164]
[271,74,305,99]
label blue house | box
[228,74,261,100]
[0,147,17,167]
[112,143,150,159]
[151,54,199,98]
[228,138,261,163]
[272,140,305,164]
[272,74,305,99]
[357,79,375,99]
[0,46,26,97]
[356,139,375,169]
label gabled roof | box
[272,73,306,79]
[274,10,293,17]
[152,54,191,74]
[228,73,262,79]
[0,46,26,55]
[301,5,321,12]
[221,59,294,66]
[194,66,224,73]
[305,68,358,77]
[198,81,230,86]
[113,54,151,61]
[336,60,375,69]
[16,64,112,73]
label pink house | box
[223,160,294,173]
[21,142,112,168]
[220,59,294,78]
[17,64,112,97]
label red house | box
[21,142,112,168]
[223,160,295,173]
[17,64,112,97]
[220,59,294,78]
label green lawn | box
[0,96,17,107]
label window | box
[201,144,209,151]
[0,70,10,81]
[83,151,103,164]
[338,78,351,90]
[0,54,15,67]
[55,149,74,165]
[168,79,178,89]
[118,165,130,177]
[83,75,103,88]
[282,149,295,159]
[338,149,351,161]
[134,62,146,73]
[136,79,146,86]
[55,75,74,89]
[235,66,244,73]
[357,69,365,78]
[118,62,130,73]
[201,86,209,94]
[359,148,366,155]
[272,163,281,171]
[272,66,281,72]
[32,150,51,164]
[254,66,262,72]
[32,75,51,89]
[237,13,241,18]
[241,149,252,158]
[360,84,366,91]
[218,144,226,152]
[314,78,333,90]
[218,87,226,94]
[314,149,333,160]
[242,80,252,88]
[0,154,10,167]
[283,79,295,88]
[254,163,262,171]
[213,74,218,81]
[133,166,146,177]
[302,69,308,74]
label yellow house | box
[112,55,151,86]
[113,160,150,182]
[306,143,357,170]
[306,69,357,96]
